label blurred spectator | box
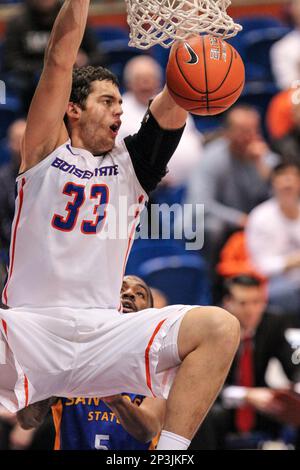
[192,275,300,450]
[266,88,295,141]
[184,105,278,268]
[247,162,300,315]
[0,119,26,270]
[2,0,104,111]
[119,55,203,188]
[216,231,265,281]
[270,0,300,90]
[267,88,300,163]
[0,404,54,450]
[8,424,36,450]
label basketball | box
[166,35,245,116]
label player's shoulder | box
[112,138,128,154]
[18,139,71,179]
[103,141,132,169]
[109,139,129,163]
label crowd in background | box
[1,0,300,451]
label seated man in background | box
[192,275,300,450]
[19,276,166,450]
[184,105,278,270]
[267,87,300,164]
[247,162,300,315]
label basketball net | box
[125,0,242,49]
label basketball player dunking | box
[0,1,240,450]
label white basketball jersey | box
[2,140,148,310]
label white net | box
[125,0,242,49]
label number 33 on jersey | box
[3,140,147,310]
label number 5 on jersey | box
[52,182,109,234]
[95,434,110,450]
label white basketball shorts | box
[0,304,195,412]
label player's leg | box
[0,306,80,412]
[157,306,240,449]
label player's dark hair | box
[70,66,119,108]
[223,275,262,298]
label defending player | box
[0,1,239,450]
[51,275,165,450]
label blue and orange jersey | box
[52,394,157,450]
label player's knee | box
[198,306,239,343]
[210,307,240,348]
[178,306,240,358]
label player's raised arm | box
[123,44,189,195]
[150,85,188,130]
[20,0,91,172]
[149,42,187,130]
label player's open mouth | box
[109,122,121,137]
[121,300,136,313]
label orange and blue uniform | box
[52,394,157,450]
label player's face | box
[120,276,151,313]
[78,80,123,155]
[224,285,266,334]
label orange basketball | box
[166,35,245,116]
